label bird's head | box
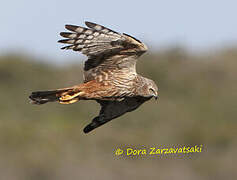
[146,79,159,100]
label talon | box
[60,91,84,101]
[59,98,79,104]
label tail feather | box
[29,88,81,105]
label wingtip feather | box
[61,45,74,50]
[65,24,77,31]
[85,21,95,28]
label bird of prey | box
[29,21,158,134]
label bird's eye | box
[149,88,155,94]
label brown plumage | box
[29,22,158,133]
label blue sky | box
[1,0,237,62]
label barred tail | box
[29,87,83,105]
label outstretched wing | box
[83,97,149,133]
[58,22,147,82]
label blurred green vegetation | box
[0,48,236,180]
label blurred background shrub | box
[0,47,236,179]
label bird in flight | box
[29,21,158,134]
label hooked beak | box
[154,91,159,100]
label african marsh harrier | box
[29,22,158,133]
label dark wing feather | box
[83,97,148,133]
